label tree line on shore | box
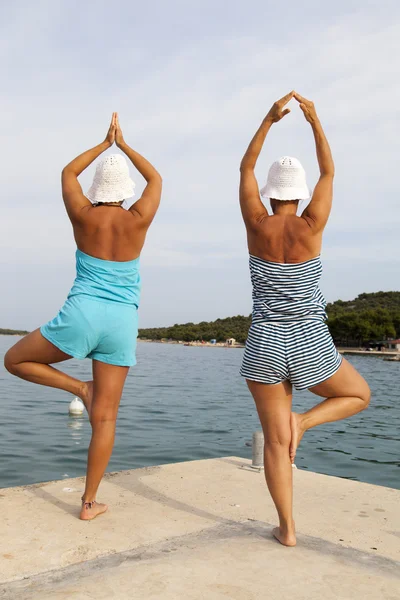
[0,328,29,336]
[2,292,399,346]
[138,291,400,346]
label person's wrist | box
[310,116,321,128]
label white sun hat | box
[86,154,135,204]
[260,156,310,201]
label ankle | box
[78,381,87,399]
[279,518,295,533]
[299,413,311,432]
[81,495,96,504]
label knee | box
[359,383,371,409]
[3,351,18,375]
[264,429,291,452]
[91,410,117,427]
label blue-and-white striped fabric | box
[240,255,342,390]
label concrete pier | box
[1,457,399,599]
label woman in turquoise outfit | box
[5,114,162,520]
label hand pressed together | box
[265,91,319,125]
[293,92,319,124]
[104,112,117,146]
[115,114,125,148]
[104,112,126,148]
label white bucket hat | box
[86,154,135,204]
[260,156,310,201]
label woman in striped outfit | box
[239,91,370,546]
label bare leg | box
[80,360,129,521]
[247,379,296,547]
[290,358,370,462]
[3,329,92,406]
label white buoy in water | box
[69,397,84,416]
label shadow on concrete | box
[2,519,399,600]
[27,485,80,519]
[108,468,237,527]
[217,457,251,468]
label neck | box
[271,200,299,216]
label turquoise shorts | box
[41,295,139,367]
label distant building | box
[226,338,236,346]
[386,339,400,351]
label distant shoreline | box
[138,339,245,348]
[1,334,399,356]
[0,330,29,336]
[138,339,400,356]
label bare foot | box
[79,500,108,521]
[290,412,305,464]
[272,526,297,547]
[79,381,93,417]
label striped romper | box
[240,255,342,390]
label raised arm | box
[61,114,116,221]
[294,93,335,231]
[240,91,294,227]
[115,116,162,226]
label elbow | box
[321,167,335,178]
[147,172,162,187]
[62,166,77,178]
[240,162,253,173]
[324,160,335,178]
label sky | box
[1,0,399,330]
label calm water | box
[0,336,399,490]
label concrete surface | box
[1,457,399,599]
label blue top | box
[68,249,141,308]
[249,254,327,324]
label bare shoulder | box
[293,215,323,256]
[296,213,315,230]
[277,215,321,255]
[290,214,322,242]
[299,211,327,233]
[75,204,98,226]
[73,207,133,238]
[80,206,135,222]
[259,214,309,234]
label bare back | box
[72,205,147,262]
[246,214,323,264]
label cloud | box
[0,1,399,329]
